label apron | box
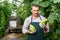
[27,16,44,40]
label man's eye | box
[37,10,39,11]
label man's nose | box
[35,11,38,13]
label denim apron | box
[27,16,44,40]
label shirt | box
[22,15,49,34]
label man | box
[22,4,49,40]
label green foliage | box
[39,1,50,7]
[16,3,31,25]
[50,0,60,3]
[48,9,60,25]
[0,0,12,38]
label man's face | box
[31,6,39,16]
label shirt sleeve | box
[22,18,30,34]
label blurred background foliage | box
[0,0,60,40]
[0,0,12,38]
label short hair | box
[31,4,40,10]
[31,4,40,7]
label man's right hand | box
[26,30,30,34]
[26,30,35,34]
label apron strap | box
[39,15,42,20]
[31,16,32,22]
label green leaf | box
[31,1,40,5]
[50,0,60,3]
[48,12,55,25]
[56,29,60,34]
[39,7,45,16]
[39,1,50,7]
[48,9,60,25]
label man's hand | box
[26,30,36,34]
[39,23,46,29]
[26,30,30,34]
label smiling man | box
[22,4,49,40]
